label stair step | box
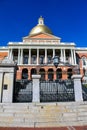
[0,102,87,127]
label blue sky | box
[0,0,87,47]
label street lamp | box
[53,56,60,68]
[52,56,71,68]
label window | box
[3,84,8,90]
[32,56,36,64]
[83,68,87,77]
[56,69,62,79]
[22,69,28,79]
[47,56,52,64]
[82,57,87,67]
[13,50,18,63]
[83,59,86,65]
[85,70,87,77]
[48,69,54,80]
[40,56,44,64]
[13,56,18,63]
[67,69,72,79]
[76,54,80,65]
[23,55,28,64]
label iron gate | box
[40,79,75,102]
[13,80,32,102]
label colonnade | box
[9,48,76,65]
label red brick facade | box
[0,52,8,60]
[16,66,79,80]
[0,51,86,80]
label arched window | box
[39,68,45,80]
[82,56,87,66]
[67,68,72,79]
[48,69,54,81]
[22,68,28,79]
[56,68,62,79]
[31,68,37,75]
[30,68,37,79]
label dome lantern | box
[38,16,44,25]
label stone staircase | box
[0,102,87,128]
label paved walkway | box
[0,126,87,130]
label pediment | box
[23,32,61,40]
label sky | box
[0,0,87,47]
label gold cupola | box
[29,16,53,36]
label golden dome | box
[29,17,53,36]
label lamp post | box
[53,56,60,68]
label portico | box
[9,46,76,65]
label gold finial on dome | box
[29,17,53,36]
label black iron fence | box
[82,82,87,101]
[13,79,87,103]
[13,79,32,102]
[40,79,75,102]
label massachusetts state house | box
[0,17,87,81]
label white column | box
[28,49,31,65]
[45,49,47,64]
[63,49,66,62]
[61,49,63,61]
[53,49,55,58]
[8,49,11,58]
[18,49,20,64]
[72,50,74,65]
[12,49,13,61]
[9,49,13,60]
[20,49,23,64]
[32,75,41,102]
[71,49,74,65]
[74,50,76,65]
[72,75,83,102]
[37,49,39,65]
[9,49,11,59]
